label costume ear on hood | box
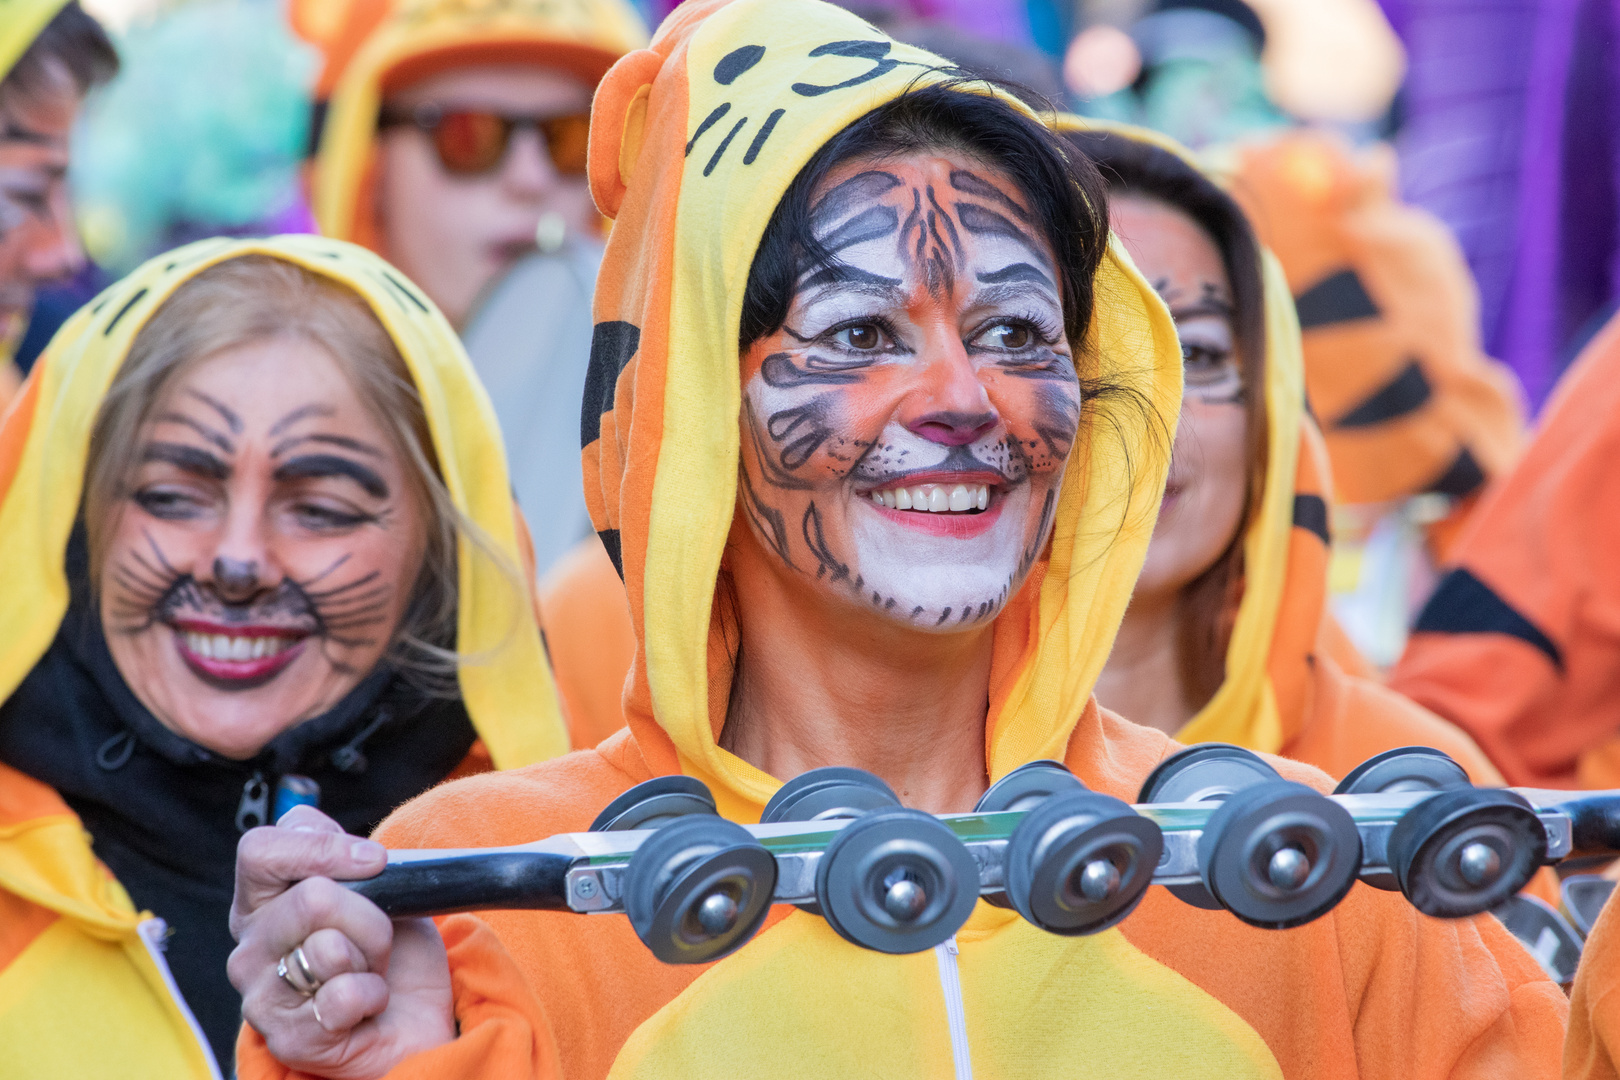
[0,235,569,769]
[1051,117,1335,755]
[1228,132,1525,509]
[313,0,650,249]
[0,0,70,82]
[582,0,1182,820]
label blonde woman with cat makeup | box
[0,236,567,1074]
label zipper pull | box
[235,771,270,832]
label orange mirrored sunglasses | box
[377,104,591,177]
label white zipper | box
[136,917,224,1080]
[933,936,974,1080]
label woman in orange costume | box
[1390,312,1620,791]
[1078,125,1505,785]
[229,3,1563,1078]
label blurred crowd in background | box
[24,0,1619,670]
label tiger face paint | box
[99,337,429,760]
[735,152,1078,631]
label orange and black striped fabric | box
[1228,132,1525,525]
[1392,311,1620,790]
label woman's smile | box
[860,473,1005,538]
[170,618,311,688]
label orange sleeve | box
[1569,889,1620,1080]
[236,916,562,1080]
[537,539,635,751]
[1391,316,1620,789]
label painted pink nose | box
[907,409,998,446]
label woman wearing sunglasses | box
[310,0,647,331]
[306,0,647,578]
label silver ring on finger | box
[277,945,323,997]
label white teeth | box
[181,631,297,664]
[865,483,991,514]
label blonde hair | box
[84,254,513,693]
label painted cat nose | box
[906,408,998,446]
[210,557,261,602]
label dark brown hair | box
[2,2,118,106]
[1064,129,1269,710]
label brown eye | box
[837,324,883,350]
[980,323,1032,350]
[997,325,1031,349]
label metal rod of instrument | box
[349,787,1618,920]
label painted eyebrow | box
[269,402,335,435]
[809,170,903,227]
[141,441,230,480]
[153,410,235,454]
[976,262,1055,288]
[949,170,1033,222]
[272,454,389,499]
[971,282,1061,311]
[184,389,243,434]
[1171,298,1236,320]
[0,122,55,146]
[800,262,904,290]
[953,204,1053,268]
[270,432,385,459]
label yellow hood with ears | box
[0,234,568,769]
[581,0,1183,820]
[313,0,648,251]
[0,0,69,83]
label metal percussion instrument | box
[346,748,1614,965]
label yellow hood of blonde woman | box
[311,0,648,251]
[236,4,1558,1079]
[0,235,567,1077]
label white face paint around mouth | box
[736,153,1079,633]
[841,420,1051,628]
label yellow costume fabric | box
[312,0,648,251]
[0,235,569,1077]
